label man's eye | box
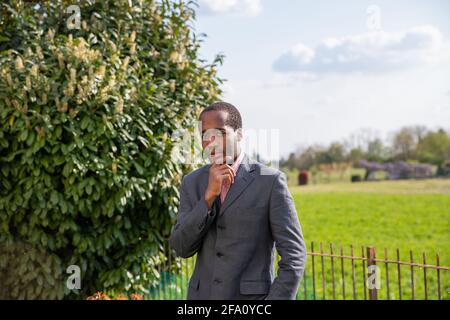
[202,130,226,140]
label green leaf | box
[49,191,58,205]
[62,162,74,177]
[19,129,28,142]
[26,130,36,146]
[134,161,144,175]
[81,116,90,130]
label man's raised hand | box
[204,162,236,209]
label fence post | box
[367,246,378,300]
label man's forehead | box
[200,110,228,124]
[199,110,230,132]
[201,127,228,135]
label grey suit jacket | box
[169,154,306,300]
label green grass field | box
[291,179,449,260]
[291,179,450,300]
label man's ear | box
[236,128,243,141]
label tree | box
[346,128,380,153]
[416,129,450,166]
[347,147,365,166]
[392,127,417,161]
[325,142,345,163]
[0,0,222,299]
[297,146,320,170]
[410,125,428,144]
[366,138,389,162]
[281,152,297,171]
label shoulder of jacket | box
[182,163,210,184]
[251,160,283,179]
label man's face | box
[200,110,241,164]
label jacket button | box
[216,252,224,257]
[213,278,222,284]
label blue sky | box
[194,0,450,158]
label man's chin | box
[209,155,234,165]
[209,155,225,165]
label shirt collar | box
[231,150,245,172]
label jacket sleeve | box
[169,176,218,258]
[265,172,307,300]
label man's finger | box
[219,171,234,184]
[218,167,235,183]
[218,164,236,175]
[219,168,235,182]
[213,163,236,177]
[219,173,233,185]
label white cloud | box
[273,26,445,74]
[198,0,262,16]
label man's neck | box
[233,149,242,162]
[230,149,244,166]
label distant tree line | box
[281,126,450,175]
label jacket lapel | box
[218,153,255,216]
[198,164,210,198]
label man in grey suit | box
[169,102,306,300]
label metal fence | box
[302,242,448,300]
[147,241,449,300]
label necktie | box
[220,179,231,204]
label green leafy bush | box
[0,0,222,299]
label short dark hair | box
[199,101,242,130]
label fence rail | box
[303,243,449,300]
[148,241,449,300]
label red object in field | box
[298,170,308,185]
